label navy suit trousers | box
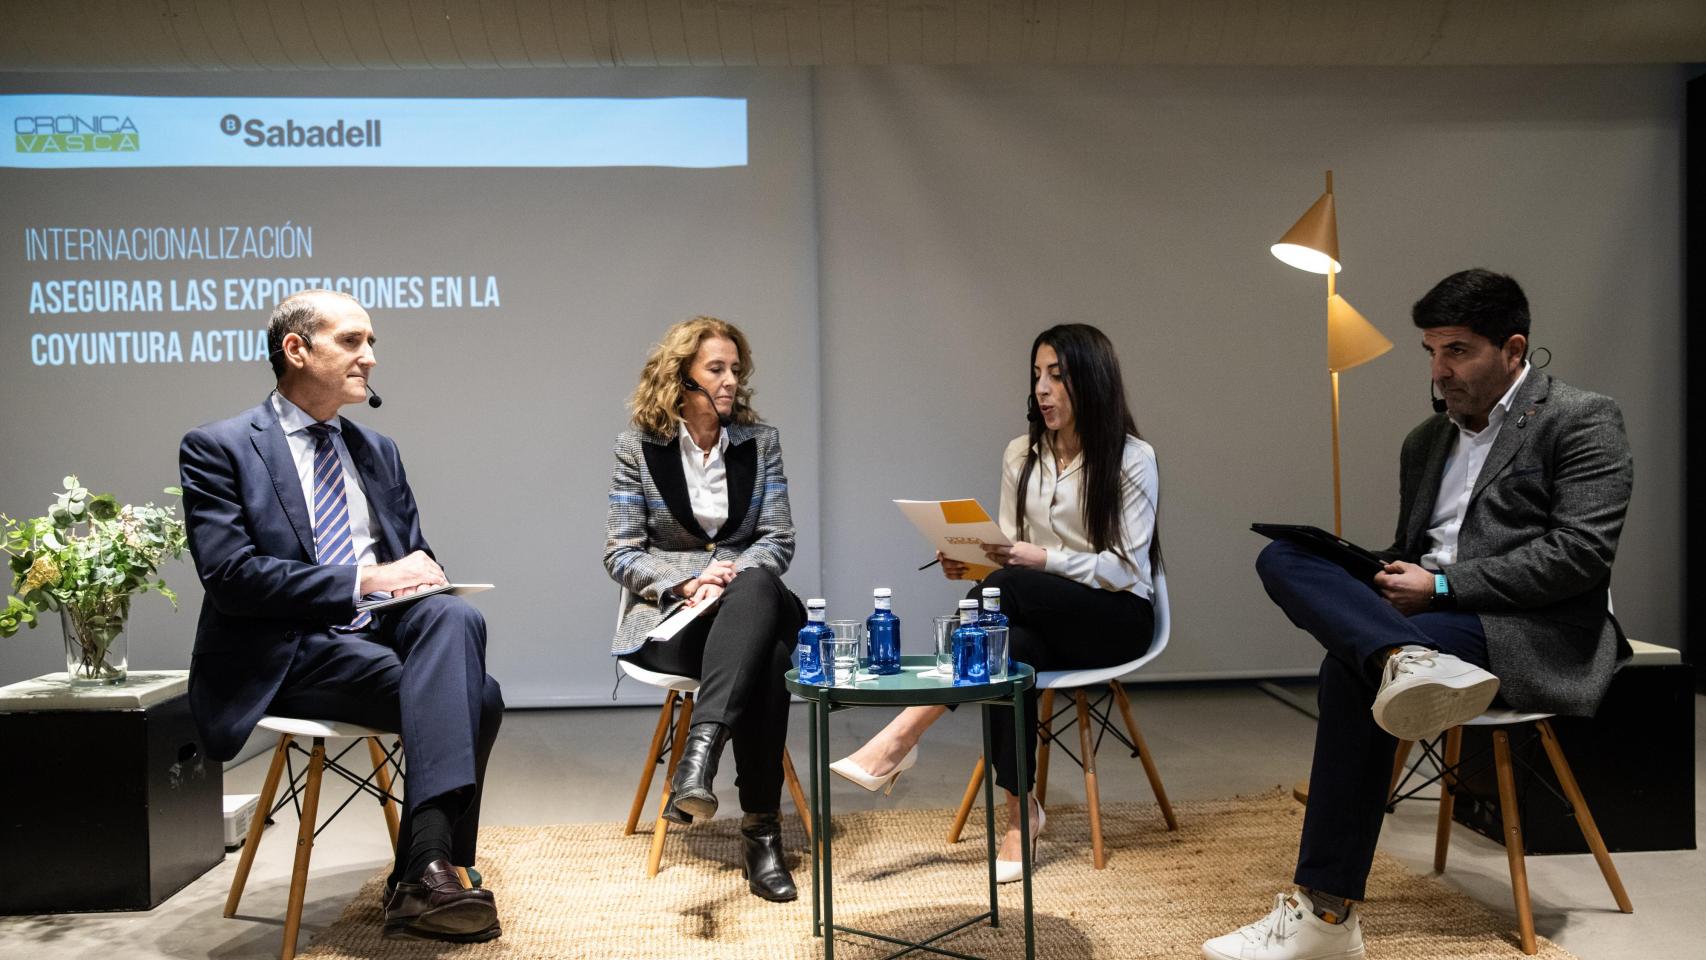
[1256,540,1487,900]
[267,593,504,873]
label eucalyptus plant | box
[2,476,188,681]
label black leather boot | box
[668,722,730,820]
[659,792,692,826]
[741,813,798,902]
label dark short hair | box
[1411,268,1530,346]
[266,290,355,377]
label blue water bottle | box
[866,587,902,676]
[796,598,831,684]
[952,599,989,686]
[981,586,1011,671]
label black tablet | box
[1250,523,1387,581]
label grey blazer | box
[604,422,796,655]
[1385,372,1633,716]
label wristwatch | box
[1429,573,1456,611]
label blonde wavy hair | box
[628,316,760,436]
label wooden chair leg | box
[627,691,677,836]
[1433,727,1462,873]
[781,746,813,841]
[1111,682,1177,830]
[1389,738,1415,799]
[1536,720,1633,913]
[1075,692,1106,869]
[225,734,291,918]
[1035,689,1056,807]
[648,693,694,877]
[367,737,401,854]
[280,737,327,960]
[1492,730,1537,955]
[946,755,986,844]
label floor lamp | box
[1271,171,1392,537]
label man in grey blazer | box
[1204,269,1633,960]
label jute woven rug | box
[299,788,1578,959]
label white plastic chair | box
[947,565,1177,868]
[1388,707,1633,954]
[613,589,812,877]
[223,716,404,960]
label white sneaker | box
[1370,645,1499,741]
[1202,890,1365,960]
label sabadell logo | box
[14,115,139,153]
[220,113,381,148]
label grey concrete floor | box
[2,684,1700,958]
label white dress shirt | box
[1421,362,1531,570]
[678,420,731,539]
[271,392,380,598]
[998,433,1158,600]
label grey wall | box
[814,66,1686,678]
[0,64,1686,702]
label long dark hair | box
[1015,324,1160,569]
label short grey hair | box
[266,289,358,378]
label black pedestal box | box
[1449,661,1695,854]
[0,677,224,914]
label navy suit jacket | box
[178,396,432,761]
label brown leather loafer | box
[383,859,500,942]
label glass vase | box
[61,602,129,686]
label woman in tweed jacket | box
[603,316,804,903]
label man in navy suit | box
[179,289,504,943]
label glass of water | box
[820,637,861,686]
[932,615,957,677]
[828,620,866,672]
[983,626,1009,682]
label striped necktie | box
[307,423,372,630]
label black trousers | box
[975,567,1154,796]
[1256,540,1488,899]
[621,566,804,813]
[266,594,505,875]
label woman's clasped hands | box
[678,558,739,606]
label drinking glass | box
[828,620,867,672]
[983,626,1010,682]
[821,637,861,686]
[932,615,957,676]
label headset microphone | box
[681,375,733,427]
[1429,380,1446,414]
[365,383,383,409]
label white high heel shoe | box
[828,746,918,795]
[994,801,1045,884]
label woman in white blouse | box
[831,323,1160,882]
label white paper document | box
[646,597,719,641]
[356,583,494,613]
[893,498,1012,579]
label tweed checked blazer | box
[1382,372,1633,717]
[604,421,796,655]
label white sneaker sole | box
[1372,672,1499,741]
[1201,941,1364,960]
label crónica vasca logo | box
[14,114,139,153]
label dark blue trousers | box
[1256,540,1487,900]
[268,594,504,875]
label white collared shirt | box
[271,392,380,595]
[678,420,731,539]
[998,433,1157,600]
[1422,362,1531,570]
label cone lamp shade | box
[1326,294,1392,372]
[1271,191,1342,274]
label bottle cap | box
[957,599,979,609]
[806,598,826,608]
[981,587,1000,597]
[873,587,891,598]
